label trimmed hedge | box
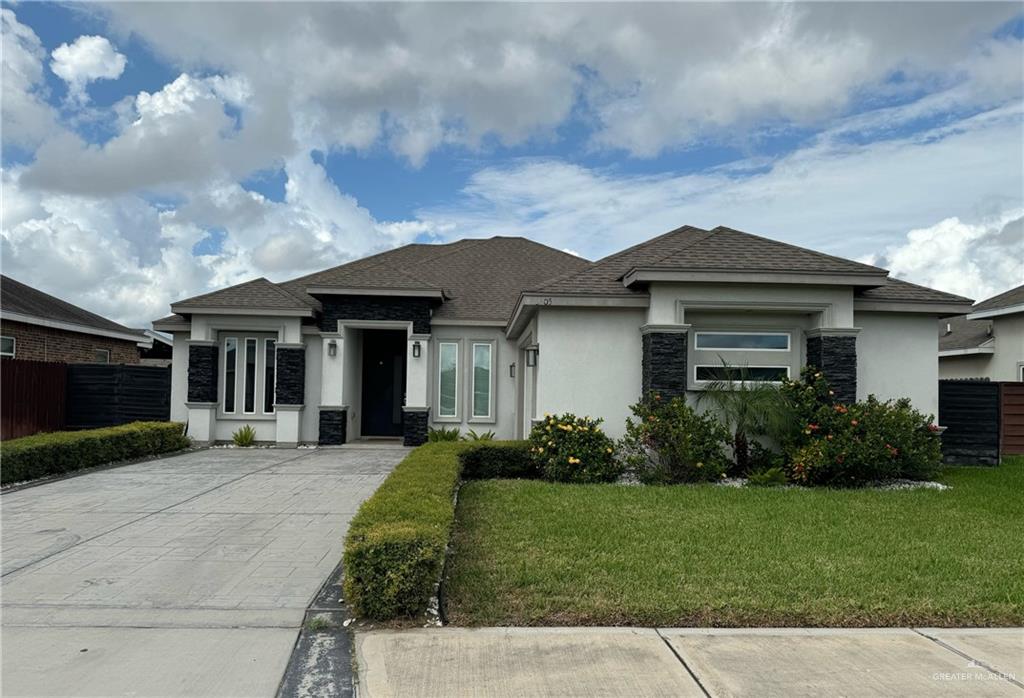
[344,440,558,620]
[343,442,468,620]
[459,441,537,480]
[1,421,189,485]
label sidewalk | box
[355,627,1023,697]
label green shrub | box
[343,442,467,619]
[459,441,538,480]
[747,466,789,487]
[529,413,621,483]
[1,421,189,485]
[461,428,495,441]
[619,395,731,484]
[232,424,256,447]
[428,426,461,442]
[782,368,942,486]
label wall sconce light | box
[412,341,422,358]
[525,346,538,367]
[328,340,337,357]
[509,362,516,379]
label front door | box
[361,330,406,437]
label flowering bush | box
[781,368,942,486]
[618,394,731,484]
[529,413,621,483]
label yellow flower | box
[696,462,704,468]
[538,448,545,454]
[606,447,613,454]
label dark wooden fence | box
[938,379,1001,465]
[1001,383,1024,456]
[1,360,171,439]
[1,360,67,440]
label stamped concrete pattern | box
[1,446,405,697]
[356,627,1024,698]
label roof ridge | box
[709,226,888,275]
[634,227,719,272]
[175,277,271,306]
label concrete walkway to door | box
[1,446,406,697]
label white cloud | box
[1,9,58,149]
[416,103,1024,299]
[50,35,126,104]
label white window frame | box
[263,338,276,414]
[1,336,15,357]
[693,364,791,385]
[470,341,494,422]
[222,336,238,414]
[694,331,791,352]
[242,337,259,415]
[94,348,111,364]
[437,341,460,420]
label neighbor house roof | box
[532,225,891,296]
[939,314,994,354]
[967,283,1024,319]
[0,275,146,344]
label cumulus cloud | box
[1,9,58,149]
[50,35,126,103]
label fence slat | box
[66,365,171,429]
[938,379,1000,465]
[0,360,67,439]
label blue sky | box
[2,2,1022,326]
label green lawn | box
[445,457,1024,627]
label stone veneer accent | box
[641,329,688,400]
[402,408,429,447]
[318,408,347,445]
[805,334,857,404]
[317,295,432,335]
[187,343,218,403]
[275,346,306,405]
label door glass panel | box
[264,339,276,413]
[224,338,237,413]
[244,338,257,413]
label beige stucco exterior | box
[939,313,1024,381]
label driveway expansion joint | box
[655,628,713,697]
[912,628,1024,690]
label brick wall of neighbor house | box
[317,295,433,334]
[0,320,140,364]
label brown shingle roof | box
[972,283,1024,313]
[939,315,993,352]
[857,277,973,304]
[172,277,320,312]
[0,275,143,339]
[534,225,888,295]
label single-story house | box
[939,283,1024,381]
[155,225,973,447]
[1,275,149,364]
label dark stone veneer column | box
[805,332,858,404]
[275,345,306,406]
[641,326,688,400]
[318,407,347,445]
[402,408,429,447]
[187,342,218,403]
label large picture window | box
[438,342,458,418]
[224,337,237,413]
[472,343,492,419]
[694,365,790,383]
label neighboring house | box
[1,275,148,364]
[155,226,972,447]
[939,284,1024,381]
[139,329,174,366]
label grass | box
[445,457,1024,627]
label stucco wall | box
[648,282,855,327]
[941,314,1024,381]
[301,338,323,443]
[428,326,518,439]
[856,311,939,417]
[169,332,189,423]
[939,353,995,380]
[535,307,645,439]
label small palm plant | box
[232,424,256,447]
[696,360,794,474]
[462,428,495,441]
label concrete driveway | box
[1,446,405,697]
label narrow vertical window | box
[264,339,276,413]
[244,338,257,413]
[472,343,492,419]
[224,337,237,413]
[438,342,458,418]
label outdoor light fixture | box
[509,362,516,379]
[412,341,422,358]
[525,346,538,367]
[328,340,337,357]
